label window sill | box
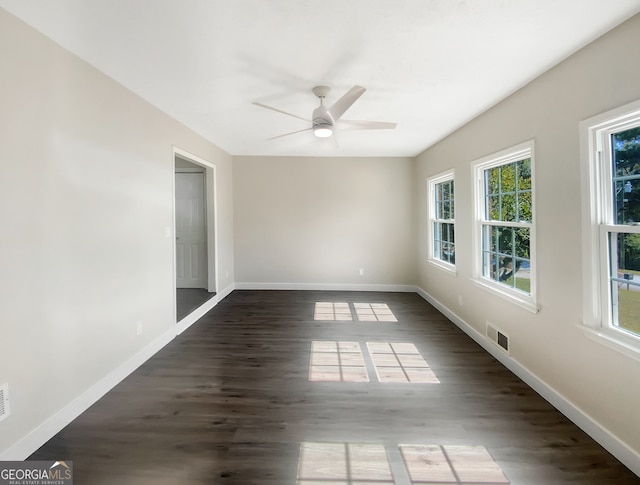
[472,277,539,314]
[579,324,640,362]
[427,259,457,275]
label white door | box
[175,172,207,288]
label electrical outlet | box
[0,383,10,422]
[136,321,143,336]
[458,295,463,306]
[359,268,365,276]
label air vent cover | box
[486,323,510,355]
[0,383,9,423]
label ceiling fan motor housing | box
[253,84,395,140]
[312,104,333,137]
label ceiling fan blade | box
[266,127,313,140]
[337,120,397,130]
[327,85,366,121]
[252,102,310,123]
[331,132,340,149]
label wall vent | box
[0,383,9,423]
[486,323,510,355]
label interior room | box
[1,1,640,483]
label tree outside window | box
[428,170,455,270]
[482,158,532,294]
[473,141,536,310]
[610,126,640,336]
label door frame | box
[172,146,218,321]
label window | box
[428,170,455,270]
[581,100,640,352]
[473,141,537,311]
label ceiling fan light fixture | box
[313,123,333,138]
[254,85,396,142]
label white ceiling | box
[2,1,640,157]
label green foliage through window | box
[613,127,640,225]
[481,157,532,295]
[610,126,640,336]
[485,158,532,223]
[433,178,455,265]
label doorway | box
[174,150,217,321]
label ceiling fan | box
[252,85,397,140]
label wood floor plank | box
[29,290,640,484]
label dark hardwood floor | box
[30,290,640,484]
[177,288,216,321]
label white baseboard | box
[234,282,417,292]
[7,284,638,476]
[176,283,235,335]
[2,284,235,461]
[416,286,640,477]
[1,327,175,461]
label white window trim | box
[427,169,456,274]
[580,99,640,356]
[472,140,538,313]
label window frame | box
[580,99,640,357]
[427,169,456,273]
[472,140,538,313]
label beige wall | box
[0,9,234,455]
[415,14,640,459]
[233,156,416,287]
[2,1,640,472]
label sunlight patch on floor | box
[314,302,353,321]
[308,341,369,382]
[314,302,398,322]
[368,342,440,383]
[297,442,394,484]
[296,442,510,484]
[400,444,510,484]
[354,303,398,322]
[309,341,439,383]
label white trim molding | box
[579,99,640,352]
[1,287,234,461]
[173,146,220,303]
[6,283,639,478]
[416,286,640,478]
[234,282,417,292]
[427,168,457,273]
[176,283,235,335]
[471,140,538,310]
[0,328,174,461]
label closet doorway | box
[174,150,217,321]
